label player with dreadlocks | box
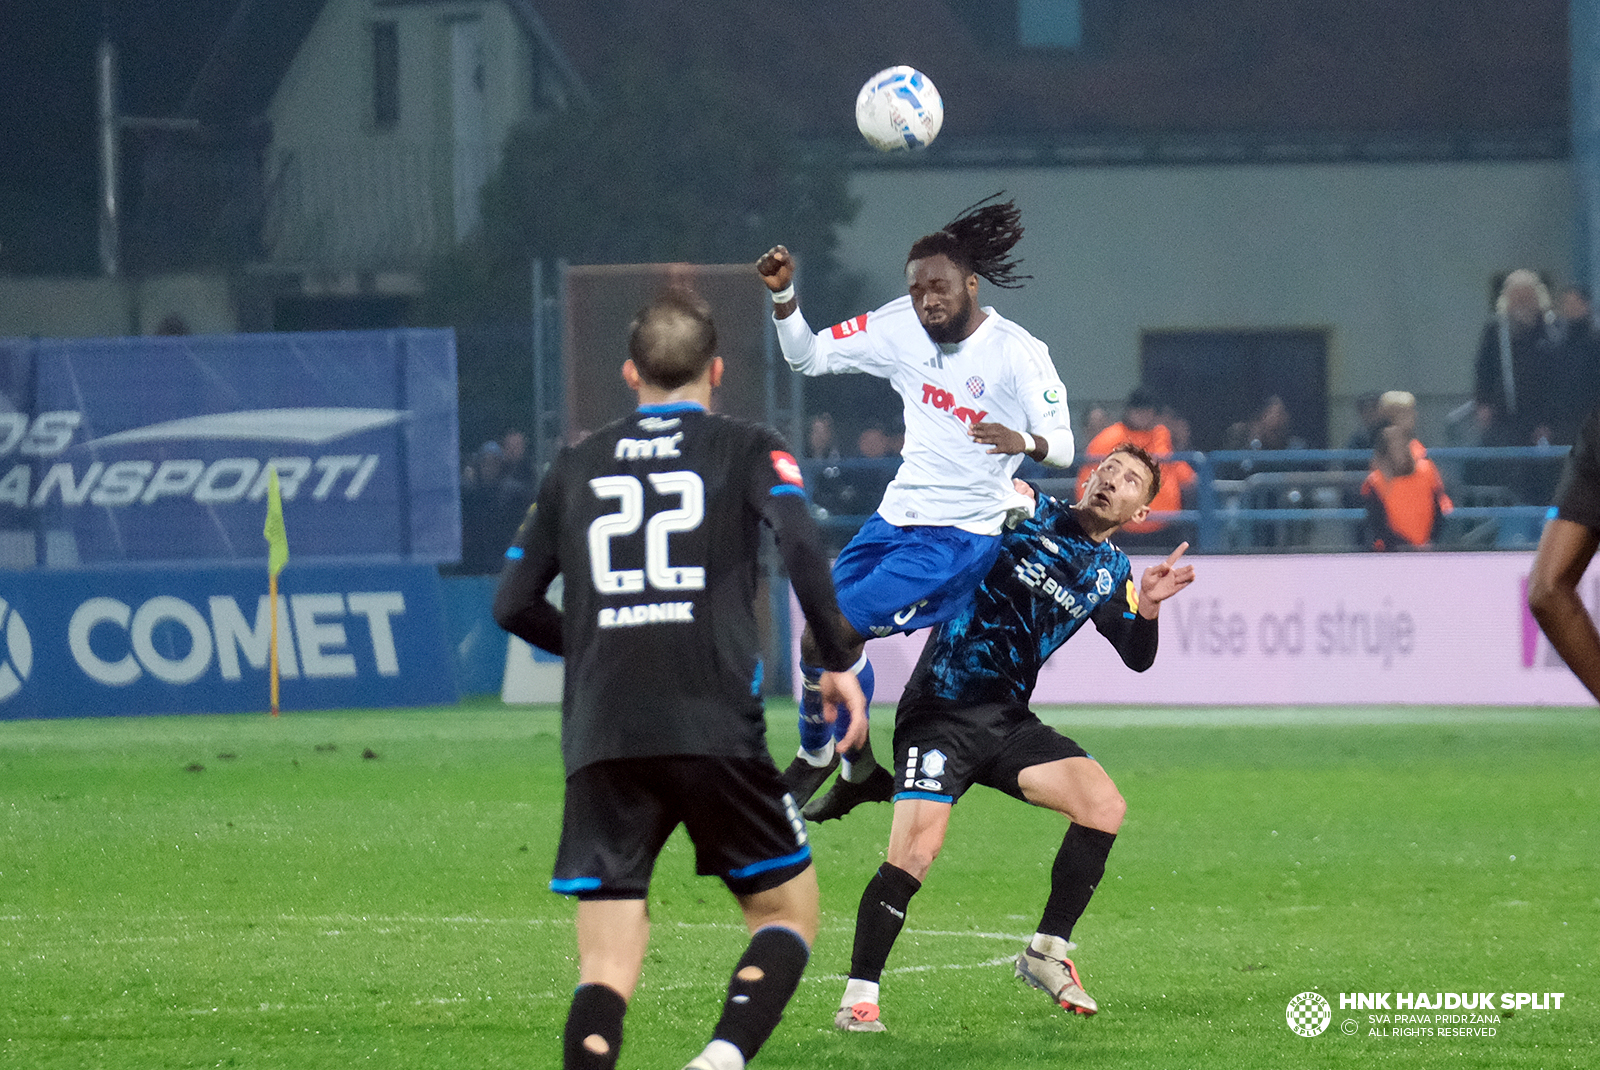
[756,194,1076,822]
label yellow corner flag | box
[264,468,289,716]
[264,467,289,577]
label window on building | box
[372,21,400,130]
[1019,0,1083,49]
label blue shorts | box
[831,515,1001,638]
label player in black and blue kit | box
[494,289,866,1070]
[826,443,1197,1033]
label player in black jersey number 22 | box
[494,289,866,1070]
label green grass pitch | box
[3,700,1596,1069]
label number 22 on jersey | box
[587,473,706,594]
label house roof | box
[537,0,1568,159]
[180,0,591,124]
[174,0,1567,147]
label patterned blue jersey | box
[901,491,1144,707]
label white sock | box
[841,977,881,1008]
[691,1038,745,1070]
[797,739,835,766]
[1029,932,1073,960]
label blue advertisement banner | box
[0,563,457,719]
[0,329,460,566]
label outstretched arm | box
[1093,542,1196,671]
[1138,542,1196,617]
[1528,518,1600,703]
[756,245,798,319]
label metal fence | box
[800,445,1572,553]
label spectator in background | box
[1344,391,1386,452]
[1076,387,1195,547]
[1555,285,1600,444]
[1377,390,1428,460]
[856,422,897,460]
[1474,269,1561,449]
[807,412,843,460]
[806,412,859,523]
[1361,425,1453,551]
[459,436,537,574]
[1226,395,1299,452]
[1081,405,1112,444]
[1158,403,1192,454]
[847,421,899,514]
[500,428,533,487]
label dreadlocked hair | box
[906,192,1031,289]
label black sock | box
[564,983,626,1070]
[711,925,811,1060]
[1037,823,1117,942]
[841,735,878,781]
[850,862,922,984]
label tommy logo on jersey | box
[830,314,869,339]
[770,450,804,487]
[921,383,988,426]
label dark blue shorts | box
[831,515,1001,638]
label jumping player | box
[493,289,866,1070]
[756,195,1076,819]
[829,444,1195,1031]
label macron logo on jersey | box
[770,450,804,487]
[920,383,988,426]
[831,314,869,340]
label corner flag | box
[264,468,289,715]
[264,468,289,577]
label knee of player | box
[1080,787,1126,834]
[890,838,943,881]
[1526,573,1563,623]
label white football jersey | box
[775,294,1073,534]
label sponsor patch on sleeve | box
[771,450,805,487]
[1125,578,1140,615]
[830,313,869,339]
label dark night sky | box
[0,0,242,273]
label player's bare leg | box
[683,868,819,1070]
[1012,757,1126,1016]
[568,898,649,1069]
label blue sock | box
[797,664,832,754]
[831,657,874,746]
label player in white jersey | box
[756,196,1076,819]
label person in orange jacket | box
[1076,387,1195,545]
[1361,424,1453,549]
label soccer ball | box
[855,66,943,152]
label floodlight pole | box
[97,37,121,278]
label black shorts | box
[891,700,1089,805]
[552,755,811,900]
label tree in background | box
[418,45,861,450]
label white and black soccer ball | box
[855,66,943,152]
